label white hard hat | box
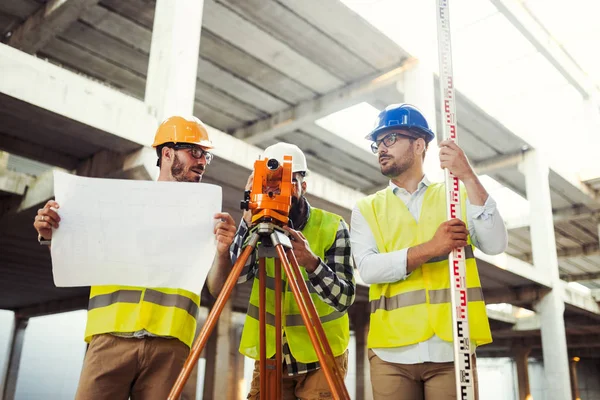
[263,142,308,173]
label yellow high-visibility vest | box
[356,183,492,348]
[84,285,200,347]
[239,208,350,363]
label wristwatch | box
[38,234,52,246]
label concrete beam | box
[490,0,597,99]
[475,249,552,288]
[0,169,34,196]
[562,282,600,316]
[233,58,417,144]
[484,286,550,307]
[13,296,88,319]
[519,243,600,263]
[17,168,56,212]
[0,43,156,147]
[6,0,100,54]
[0,133,79,170]
[76,147,157,181]
[473,150,529,175]
[0,41,367,210]
[505,205,600,230]
[486,308,518,325]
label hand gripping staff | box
[436,1,475,399]
[168,155,350,400]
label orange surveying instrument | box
[168,155,350,400]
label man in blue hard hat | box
[350,103,508,399]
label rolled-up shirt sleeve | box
[466,195,508,255]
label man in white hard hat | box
[211,142,356,399]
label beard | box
[171,153,204,182]
[288,195,305,229]
[379,145,415,178]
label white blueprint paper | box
[51,171,222,294]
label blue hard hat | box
[366,103,435,143]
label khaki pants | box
[248,351,349,400]
[75,334,189,400]
[368,350,479,400]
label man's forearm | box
[206,253,232,298]
[462,173,489,206]
[406,241,437,273]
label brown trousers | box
[369,350,479,400]
[248,351,349,400]
[75,334,189,400]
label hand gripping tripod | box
[168,156,349,399]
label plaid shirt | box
[230,203,355,376]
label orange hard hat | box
[152,116,213,149]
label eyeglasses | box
[172,144,213,164]
[370,132,416,154]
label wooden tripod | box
[168,221,350,400]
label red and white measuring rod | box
[436,1,475,399]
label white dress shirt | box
[350,176,508,364]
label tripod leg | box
[274,244,350,400]
[274,258,283,399]
[286,249,348,387]
[168,232,259,400]
[258,257,266,400]
[260,257,282,400]
[285,248,348,398]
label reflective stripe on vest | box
[247,303,347,327]
[88,289,142,309]
[356,183,492,348]
[88,289,198,318]
[84,285,200,347]
[370,287,484,313]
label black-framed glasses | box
[172,144,213,164]
[370,132,416,154]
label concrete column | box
[582,99,600,173]
[145,0,204,122]
[402,60,442,183]
[512,345,531,400]
[202,298,233,400]
[569,357,581,400]
[230,325,245,400]
[520,150,572,400]
[350,302,372,400]
[2,317,28,400]
[181,362,199,400]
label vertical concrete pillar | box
[513,345,531,400]
[521,150,571,400]
[202,298,233,400]
[351,302,372,400]
[402,60,443,183]
[569,357,581,400]
[145,0,204,122]
[230,325,245,400]
[2,317,28,400]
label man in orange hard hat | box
[33,116,237,400]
